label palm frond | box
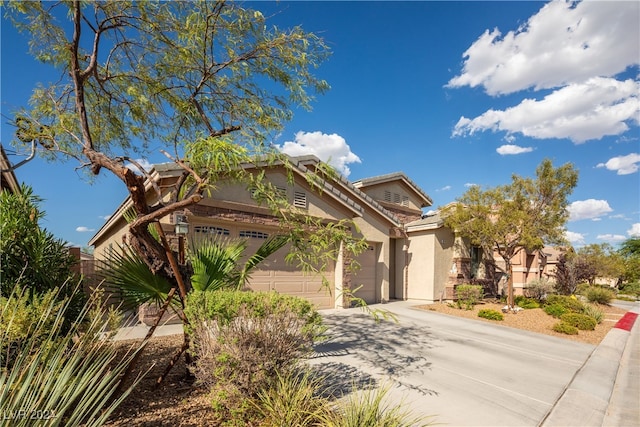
[101,245,174,310]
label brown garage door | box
[351,243,377,304]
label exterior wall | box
[405,227,455,302]
[358,181,424,212]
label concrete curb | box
[540,305,640,427]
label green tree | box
[574,243,624,286]
[619,237,640,284]
[442,159,578,308]
[6,1,331,298]
[0,184,77,297]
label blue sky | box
[1,0,639,249]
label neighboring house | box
[1,145,21,194]
[88,155,568,309]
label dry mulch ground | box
[105,300,629,425]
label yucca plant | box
[0,286,145,427]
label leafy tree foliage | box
[5,1,354,304]
[0,185,76,297]
[442,159,578,307]
[573,243,624,286]
[619,237,640,284]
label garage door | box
[351,243,377,304]
[192,222,335,309]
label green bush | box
[524,278,555,301]
[545,294,584,312]
[560,312,597,331]
[582,303,604,324]
[455,284,483,310]
[552,321,579,335]
[0,285,142,427]
[515,296,540,309]
[478,309,504,321]
[618,282,640,297]
[584,286,615,305]
[185,290,325,424]
[544,303,568,318]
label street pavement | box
[113,299,639,427]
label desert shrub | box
[0,285,142,427]
[455,284,483,310]
[478,309,504,321]
[325,383,436,427]
[560,312,597,331]
[524,277,555,301]
[552,321,579,335]
[584,286,615,305]
[515,296,540,309]
[545,294,584,312]
[185,290,325,423]
[544,303,567,318]
[582,303,604,324]
[618,281,640,297]
[0,287,63,368]
[253,369,332,426]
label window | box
[293,191,307,209]
[193,226,230,236]
[471,246,482,277]
[239,230,269,239]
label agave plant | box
[0,285,144,427]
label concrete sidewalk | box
[540,300,640,427]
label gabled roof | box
[352,172,432,208]
[88,155,403,246]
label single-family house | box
[89,155,566,309]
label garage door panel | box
[352,243,377,304]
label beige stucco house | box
[90,155,564,309]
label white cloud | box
[567,199,613,221]
[464,182,478,188]
[629,223,640,237]
[597,234,627,243]
[447,0,639,95]
[436,185,452,192]
[453,78,640,143]
[496,144,534,155]
[126,158,153,172]
[76,226,95,233]
[565,230,585,245]
[274,131,361,176]
[99,214,112,221]
[596,153,640,175]
[448,0,640,144]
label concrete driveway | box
[310,300,596,427]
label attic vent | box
[293,191,307,209]
[275,186,287,199]
[384,190,391,202]
[393,193,401,204]
[401,195,409,207]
